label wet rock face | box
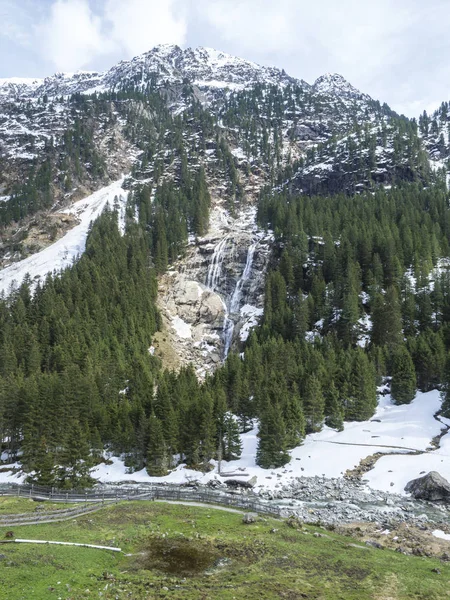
[405,472,450,502]
[156,272,225,376]
[156,203,272,376]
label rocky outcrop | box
[405,472,450,502]
[156,272,225,376]
[155,202,272,376]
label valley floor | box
[1,390,449,503]
[1,499,450,599]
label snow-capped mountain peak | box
[313,72,370,101]
[0,45,309,103]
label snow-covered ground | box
[171,316,192,339]
[239,304,263,342]
[88,389,450,494]
[433,529,450,541]
[365,401,450,495]
[0,179,126,296]
[1,389,448,496]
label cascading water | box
[205,235,258,360]
[205,236,229,291]
[229,242,258,314]
[223,241,258,358]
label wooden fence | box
[0,483,286,526]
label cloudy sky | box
[1,0,449,116]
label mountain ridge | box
[0,44,360,101]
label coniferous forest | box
[0,179,449,486]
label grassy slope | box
[0,497,78,515]
[0,498,449,599]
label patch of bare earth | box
[336,522,450,560]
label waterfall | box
[205,230,258,360]
[223,241,258,358]
[229,242,258,314]
[205,236,229,291]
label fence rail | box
[0,483,286,525]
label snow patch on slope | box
[171,316,192,339]
[365,391,450,494]
[0,179,126,296]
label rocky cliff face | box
[155,202,272,376]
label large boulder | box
[225,478,254,489]
[405,471,450,502]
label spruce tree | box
[147,414,169,476]
[57,421,93,489]
[303,375,325,434]
[222,413,242,461]
[284,392,306,448]
[324,382,344,431]
[390,346,416,404]
[371,287,403,348]
[256,396,289,468]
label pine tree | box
[199,392,216,466]
[222,413,242,461]
[26,438,56,487]
[303,375,325,434]
[147,414,169,476]
[57,421,93,489]
[256,395,289,468]
[284,392,306,448]
[345,350,377,421]
[390,346,416,404]
[371,287,403,348]
[324,382,344,431]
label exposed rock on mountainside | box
[155,203,272,373]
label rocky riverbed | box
[258,475,450,529]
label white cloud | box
[200,0,300,57]
[195,0,409,81]
[0,0,37,45]
[192,0,450,116]
[104,0,187,57]
[34,0,186,73]
[37,0,111,72]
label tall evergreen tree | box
[390,346,416,405]
[256,394,289,468]
[303,375,325,434]
[147,414,169,476]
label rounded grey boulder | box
[405,471,450,502]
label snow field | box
[0,179,126,296]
